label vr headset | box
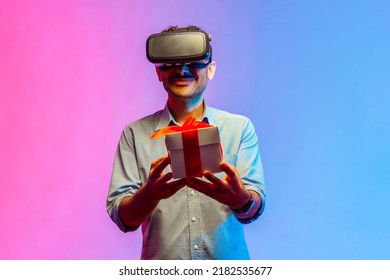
[146,29,212,67]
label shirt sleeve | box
[234,118,266,224]
[106,127,142,232]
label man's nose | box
[178,64,190,75]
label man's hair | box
[161,25,207,34]
[161,25,213,62]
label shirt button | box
[191,217,197,222]
[194,244,199,250]
[190,190,195,196]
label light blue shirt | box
[107,103,266,260]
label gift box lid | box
[165,126,220,150]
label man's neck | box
[168,96,204,125]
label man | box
[107,26,266,260]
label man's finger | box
[186,178,216,196]
[151,155,167,168]
[220,161,238,180]
[203,171,225,187]
[167,178,187,192]
[158,171,173,183]
[150,155,170,178]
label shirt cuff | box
[111,195,140,233]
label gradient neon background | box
[1,0,389,259]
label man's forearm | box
[118,186,160,228]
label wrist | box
[230,192,255,214]
[140,183,161,205]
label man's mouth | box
[170,75,195,85]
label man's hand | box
[186,161,251,210]
[144,155,187,202]
[119,155,186,228]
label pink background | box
[1,0,255,259]
[1,0,390,259]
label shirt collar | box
[155,101,212,131]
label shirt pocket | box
[223,154,238,167]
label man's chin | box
[170,93,195,100]
[169,86,194,97]
[169,90,202,100]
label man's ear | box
[155,66,163,82]
[207,61,217,80]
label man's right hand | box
[119,155,186,229]
[144,155,187,201]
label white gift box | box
[165,126,223,179]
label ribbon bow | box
[150,117,213,138]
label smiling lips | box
[170,76,195,85]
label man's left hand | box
[186,161,251,210]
